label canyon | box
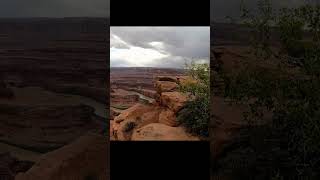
[0,18,109,179]
[110,67,201,141]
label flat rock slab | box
[132,123,199,141]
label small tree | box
[177,61,210,137]
[220,0,320,178]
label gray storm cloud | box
[110,27,210,68]
[111,27,210,59]
[0,0,109,17]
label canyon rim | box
[110,26,210,141]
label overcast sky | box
[0,0,109,17]
[110,27,210,68]
[211,0,319,22]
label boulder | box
[113,104,162,141]
[111,120,121,133]
[131,123,199,141]
[114,103,154,123]
[138,108,161,127]
[160,92,188,113]
[155,81,178,93]
[159,108,179,127]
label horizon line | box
[110,66,186,69]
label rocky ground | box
[0,18,109,179]
[110,73,201,141]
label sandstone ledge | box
[16,133,109,180]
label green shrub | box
[177,96,209,137]
[177,62,209,137]
[219,1,320,178]
[123,121,136,132]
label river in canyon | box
[129,91,154,103]
[111,89,155,112]
[2,86,107,118]
[0,86,107,162]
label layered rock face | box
[110,67,185,91]
[110,89,140,109]
[16,133,109,180]
[110,76,199,141]
[109,68,186,118]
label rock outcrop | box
[155,81,178,93]
[113,104,161,141]
[114,104,156,124]
[15,133,109,180]
[111,76,198,141]
[160,92,188,113]
[158,108,178,127]
[131,123,199,141]
[110,108,121,120]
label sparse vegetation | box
[217,0,320,178]
[123,121,136,133]
[177,62,209,137]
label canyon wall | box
[110,76,199,141]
